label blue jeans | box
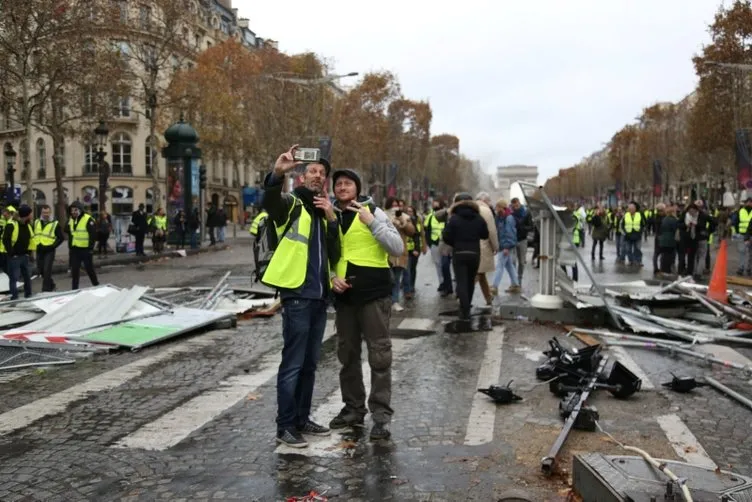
[8,255,32,300]
[276,298,328,431]
[391,267,405,302]
[625,237,642,264]
[492,249,519,288]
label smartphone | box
[293,148,321,162]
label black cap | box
[332,169,362,195]
[18,205,32,218]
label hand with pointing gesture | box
[347,200,374,226]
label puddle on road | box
[513,347,545,362]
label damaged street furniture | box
[536,338,642,476]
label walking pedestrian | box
[492,199,520,295]
[262,145,341,448]
[475,192,499,305]
[3,204,34,300]
[66,201,99,290]
[442,193,489,320]
[33,204,64,292]
[328,169,403,440]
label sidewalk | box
[47,225,250,273]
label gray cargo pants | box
[335,297,393,424]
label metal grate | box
[0,345,75,372]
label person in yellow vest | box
[65,201,99,290]
[150,207,168,253]
[249,209,268,275]
[0,204,16,274]
[735,198,752,275]
[424,200,452,295]
[262,146,341,449]
[328,168,404,441]
[3,205,34,299]
[34,204,64,292]
[621,202,643,266]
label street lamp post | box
[95,121,109,215]
[4,143,16,204]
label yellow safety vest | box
[0,217,6,253]
[407,218,422,251]
[68,213,92,248]
[739,207,752,234]
[5,220,34,251]
[153,215,167,230]
[426,213,444,243]
[34,220,58,247]
[262,199,323,290]
[572,225,580,245]
[624,212,642,233]
[335,207,389,277]
[250,211,268,236]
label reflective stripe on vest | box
[250,211,268,236]
[624,212,641,233]
[739,208,752,234]
[34,220,58,247]
[335,207,389,278]
[69,213,92,248]
[262,200,311,289]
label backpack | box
[253,201,302,283]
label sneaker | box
[276,428,308,448]
[392,303,404,313]
[490,287,498,296]
[329,412,365,430]
[370,422,391,440]
[297,420,330,437]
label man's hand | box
[412,250,419,257]
[331,276,351,294]
[503,248,509,256]
[314,188,336,222]
[273,145,302,177]
[347,201,375,226]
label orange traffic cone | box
[707,239,729,303]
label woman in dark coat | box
[590,207,609,260]
[442,192,489,320]
[658,205,679,274]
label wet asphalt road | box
[0,235,751,501]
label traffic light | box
[199,165,207,190]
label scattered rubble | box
[0,272,278,373]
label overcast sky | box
[234,0,719,183]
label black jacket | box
[262,172,341,300]
[442,200,489,254]
[2,220,32,257]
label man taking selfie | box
[262,145,341,448]
[328,169,403,440]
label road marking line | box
[115,321,336,451]
[656,414,717,469]
[609,346,655,390]
[396,318,435,332]
[464,326,505,446]
[275,337,421,457]
[0,331,230,436]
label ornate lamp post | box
[4,143,16,204]
[94,121,109,214]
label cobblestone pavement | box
[0,236,751,501]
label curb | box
[50,244,231,274]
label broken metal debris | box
[477,381,523,404]
[536,338,642,476]
[0,273,277,373]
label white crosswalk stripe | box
[0,331,231,436]
[464,326,505,446]
[114,321,336,451]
